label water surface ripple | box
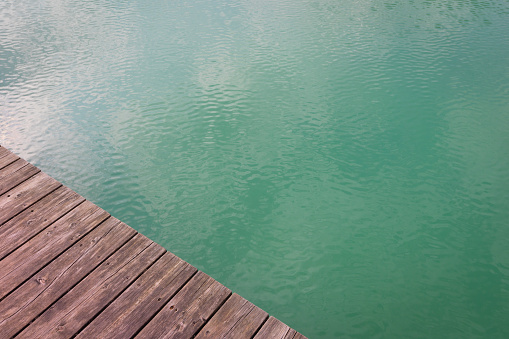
[1,0,509,338]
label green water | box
[1,0,509,337]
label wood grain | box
[136,271,231,339]
[0,172,61,226]
[0,200,109,299]
[0,147,19,170]
[0,159,40,196]
[194,293,268,339]
[0,185,84,260]
[18,234,165,338]
[77,251,197,339]
[254,316,292,339]
[0,217,135,338]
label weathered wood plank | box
[0,201,108,299]
[195,293,268,339]
[0,146,8,157]
[0,146,9,157]
[136,271,231,339]
[284,329,297,339]
[0,171,61,226]
[77,252,197,339]
[292,332,307,339]
[0,147,19,170]
[18,234,165,339]
[0,185,84,260]
[0,217,135,338]
[254,316,292,339]
[0,159,40,196]
[283,329,307,339]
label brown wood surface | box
[0,147,19,170]
[195,293,268,339]
[0,146,9,157]
[293,332,308,339]
[254,316,292,339]
[136,271,232,339]
[0,185,84,260]
[0,201,109,299]
[0,217,135,338]
[18,234,164,338]
[0,159,40,195]
[77,252,197,339]
[0,172,61,226]
[0,148,307,339]
[284,330,307,339]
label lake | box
[1,0,509,337]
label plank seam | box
[223,302,259,338]
[0,156,18,171]
[9,228,139,338]
[0,196,84,262]
[191,290,234,338]
[128,265,200,339]
[47,239,158,335]
[0,147,19,170]
[0,182,63,228]
[1,217,121,324]
[283,327,295,339]
[0,206,108,302]
[71,248,168,339]
[250,313,270,339]
[0,162,41,197]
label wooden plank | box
[135,271,231,339]
[195,293,268,339]
[283,329,307,339]
[292,332,307,339]
[77,252,197,339]
[0,201,108,299]
[0,185,84,260]
[18,234,165,339]
[254,317,307,339]
[0,146,9,157]
[0,217,135,338]
[0,146,8,157]
[0,147,19,170]
[0,159,40,196]
[0,171,61,226]
[284,329,297,339]
[254,316,292,339]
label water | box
[1,0,509,337]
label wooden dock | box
[0,146,306,339]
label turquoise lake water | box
[1,0,509,337]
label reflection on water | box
[1,0,509,337]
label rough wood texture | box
[195,293,268,339]
[284,330,307,339]
[0,172,61,226]
[136,271,232,339]
[18,234,164,338]
[0,185,84,260]
[254,316,292,339]
[0,147,307,339]
[0,218,135,338]
[0,159,40,195]
[77,252,197,339]
[0,147,19,170]
[0,201,109,299]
